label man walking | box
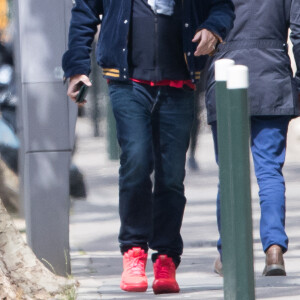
[63,0,234,294]
[205,0,300,276]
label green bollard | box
[100,68,120,160]
[215,61,255,300]
[106,98,120,160]
[90,42,101,137]
[215,60,236,297]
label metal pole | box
[106,97,119,160]
[90,41,101,137]
[215,60,236,295]
[215,61,255,300]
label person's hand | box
[67,74,92,105]
[192,29,219,56]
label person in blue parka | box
[205,0,300,277]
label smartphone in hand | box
[76,83,89,103]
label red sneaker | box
[120,247,148,292]
[152,255,180,294]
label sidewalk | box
[71,116,300,300]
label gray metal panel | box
[15,0,76,277]
[22,82,71,152]
[17,0,66,83]
[24,151,71,276]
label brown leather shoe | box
[214,256,223,277]
[262,245,286,276]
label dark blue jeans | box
[211,116,291,255]
[108,81,194,265]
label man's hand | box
[67,74,92,105]
[192,29,219,57]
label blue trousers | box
[211,116,291,254]
[108,81,194,264]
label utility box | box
[14,0,76,276]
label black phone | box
[76,83,89,103]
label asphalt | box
[70,116,300,300]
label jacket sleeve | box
[290,0,300,91]
[198,0,235,41]
[62,0,103,79]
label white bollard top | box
[215,59,235,81]
[227,65,249,89]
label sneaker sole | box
[120,283,148,292]
[152,281,180,294]
[153,286,180,295]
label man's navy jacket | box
[62,0,235,83]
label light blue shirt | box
[147,0,175,16]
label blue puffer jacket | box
[205,0,300,123]
[62,0,235,83]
